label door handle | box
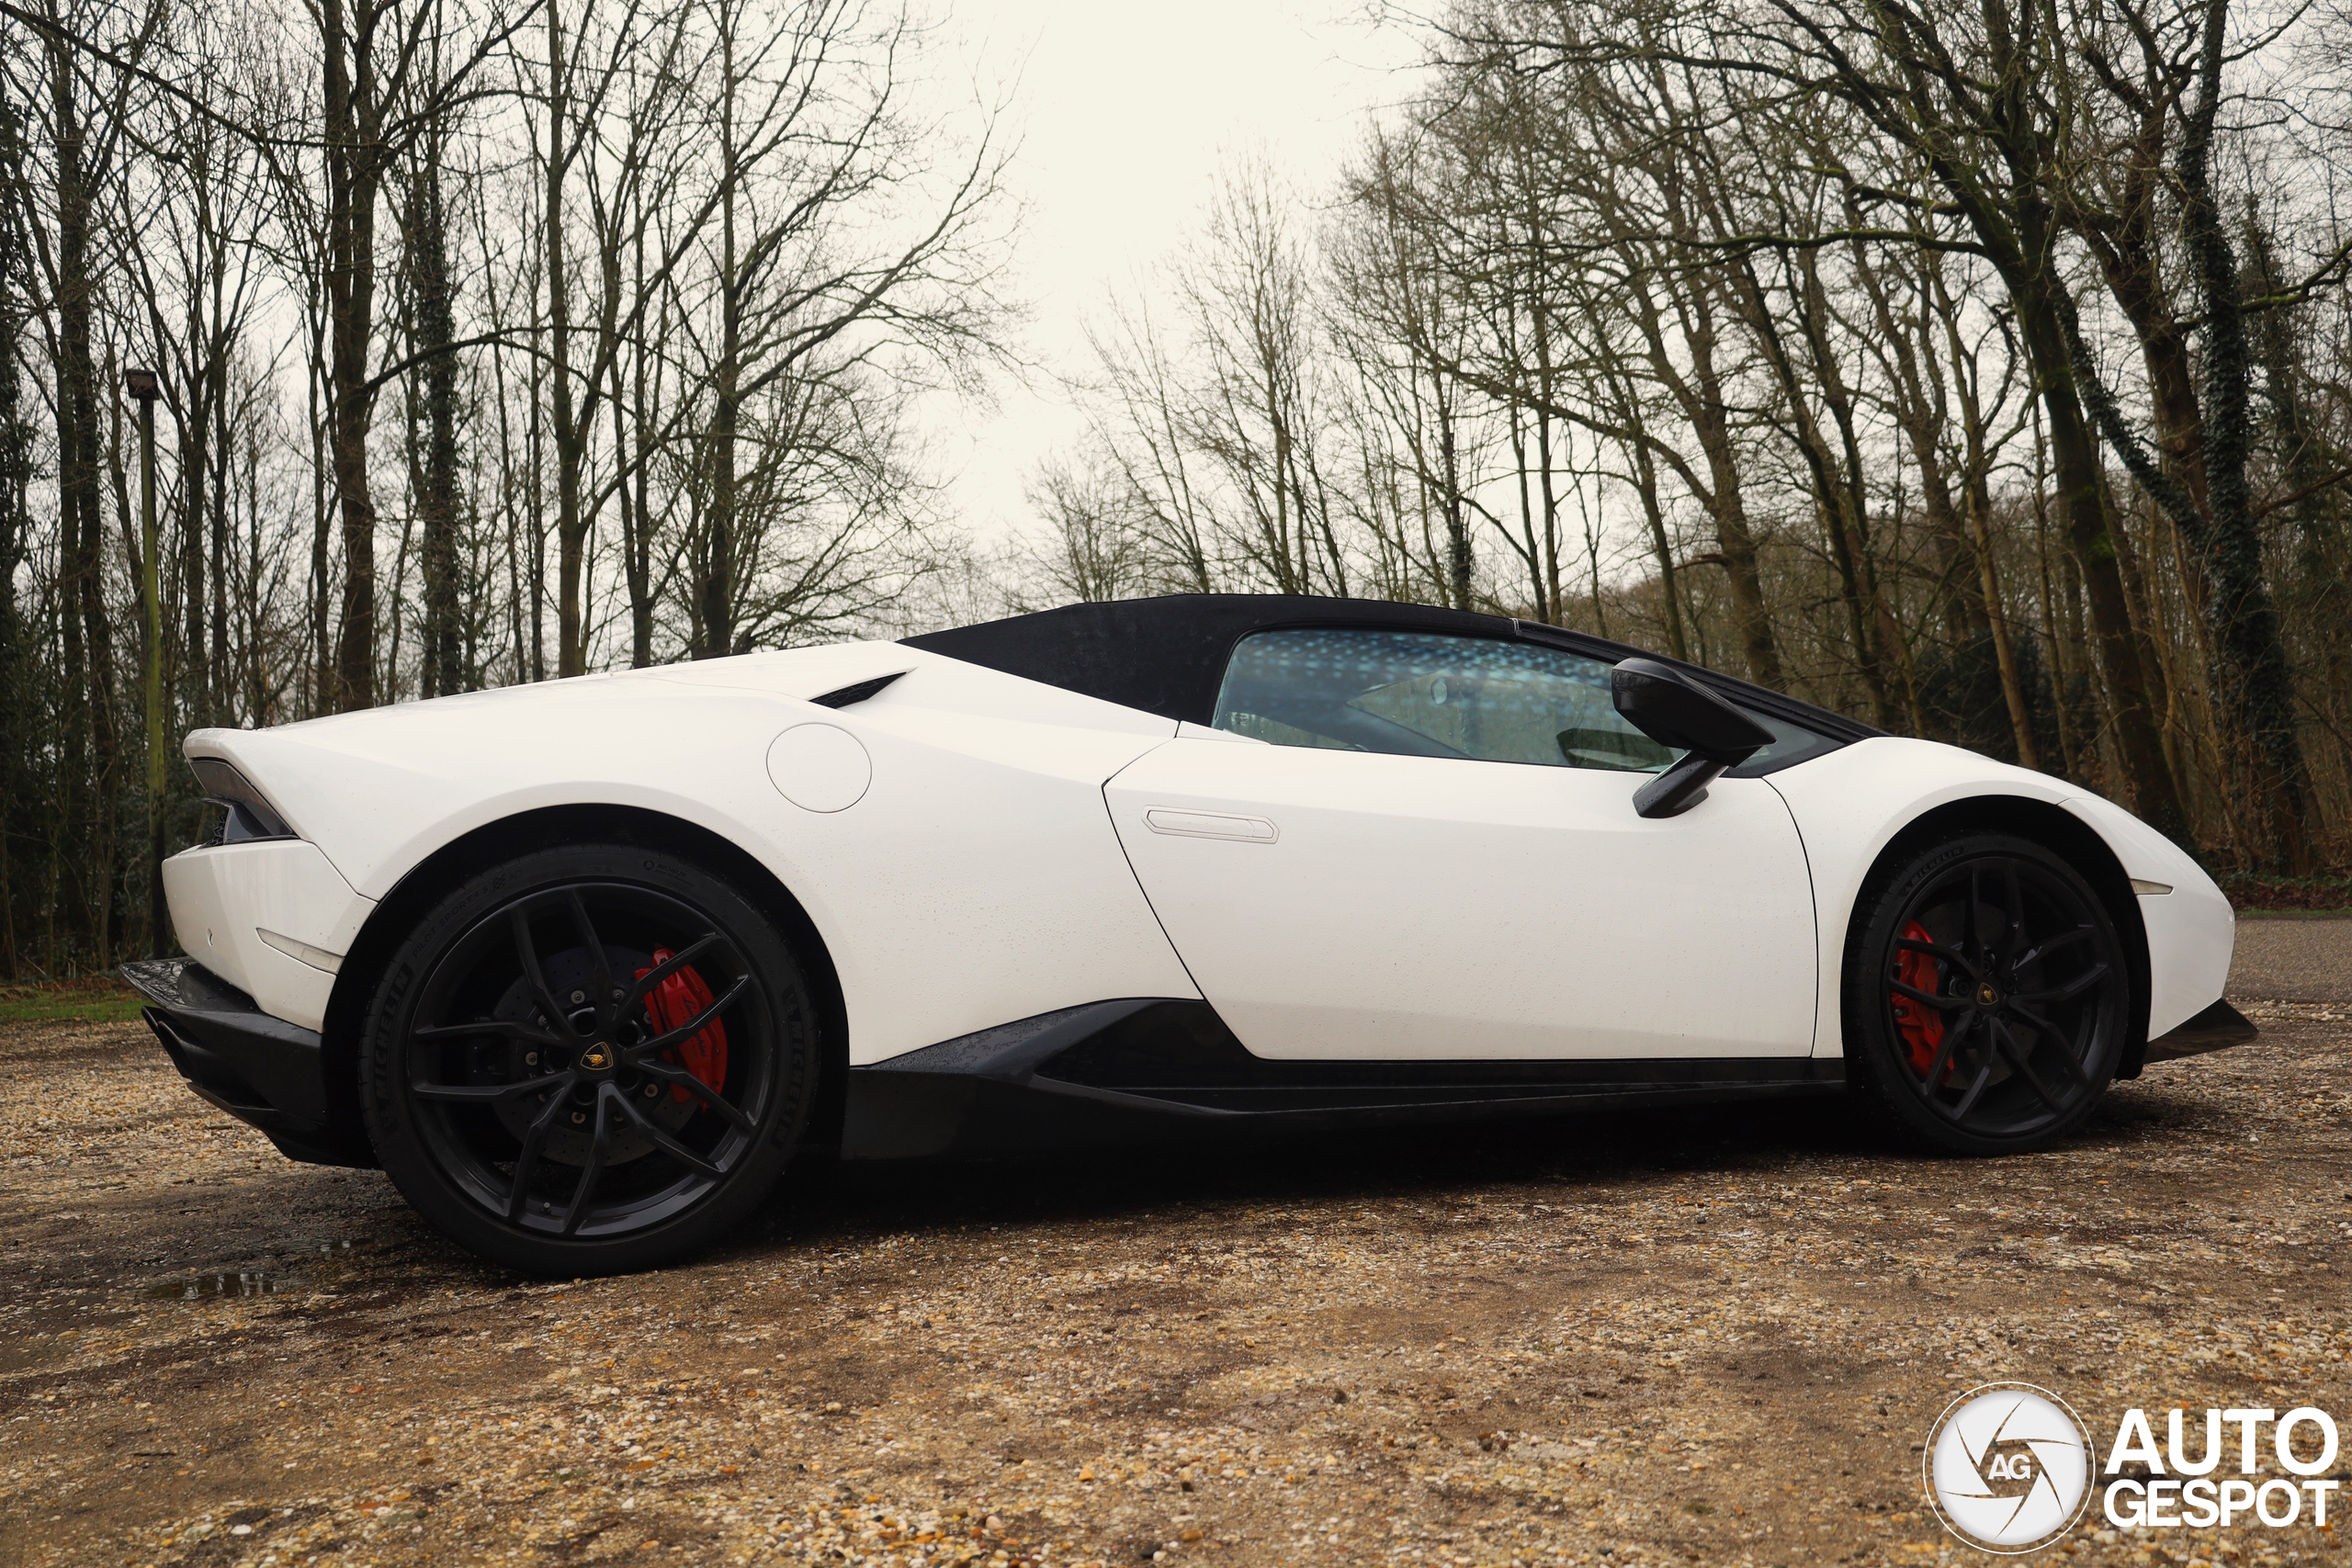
[1143,807,1279,844]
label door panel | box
[1106,737,1817,1060]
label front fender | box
[2063,793,2233,1037]
[1765,738,2229,1056]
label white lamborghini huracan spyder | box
[125,595,2253,1273]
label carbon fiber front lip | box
[2143,998,2259,1063]
[121,958,372,1167]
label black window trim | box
[905,594,1881,775]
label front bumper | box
[160,838,371,1034]
[122,958,373,1167]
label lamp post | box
[125,367,165,959]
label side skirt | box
[841,999,1844,1160]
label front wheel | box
[360,845,819,1274]
[1845,832,2129,1155]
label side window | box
[1209,628,1678,771]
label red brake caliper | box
[1890,919,1946,1079]
[635,948,728,1105]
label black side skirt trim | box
[841,998,1843,1159]
[2142,998,2259,1064]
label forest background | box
[4,0,2351,976]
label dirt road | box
[2,922,2346,1567]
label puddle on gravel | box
[143,1269,306,1301]
[141,1240,356,1301]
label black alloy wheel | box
[361,846,818,1273]
[1847,833,2129,1155]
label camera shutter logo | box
[1923,1382,2094,1551]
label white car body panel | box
[176,644,1198,1065]
[2064,793,2234,1037]
[159,839,374,1032]
[1105,737,1817,1059]
[1764,736,2234,1055]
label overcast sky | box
[927,1,1426,547]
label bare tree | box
[314,0,525,710]
[1016,449,1161,606]
[690,0,1009,657]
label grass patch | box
[0,974,148,1026]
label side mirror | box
[1611,658,1773,818]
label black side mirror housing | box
[1611,658,1774,818]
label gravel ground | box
[3,924,2347,1568]
[2220,917,2352,1002]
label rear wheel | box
[360,845,818,1274]
[1846,833,2128,1155]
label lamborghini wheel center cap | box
[1975,983,2001,1009]
[576,1043,616,1075]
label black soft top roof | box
[903,594,1879,743]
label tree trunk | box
[701,7,740,659]
[2246,220,2352,793]
[547,0,589,678]
[2169,0,2314,870]
[50,33,106,963]
[1441,412,1470,612]
[1627,433,1688,660]
[2018,277,2189,838]
[180,367,209,730]
[0,141,27,974]
[411,153,461,697]
[136,391,164,956]
[322,0,384,712]
[1680,293,1780,688]
[209,355,230,722]
[1722,253,1893,725]
[623,187,655,668]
